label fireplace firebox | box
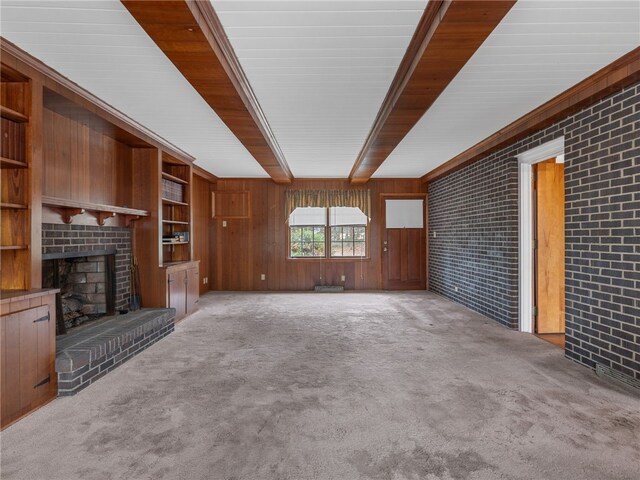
[42,248,116,335]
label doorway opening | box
[518,137,566,349]
[533,159,565,348]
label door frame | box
[517,137,564,333]
[379,193,428,290]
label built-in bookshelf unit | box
[161,153,192,265]
[1,39,213,429]
[1,64,32,290]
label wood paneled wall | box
[192,174,214,295]
[212,178,426,291]
[41,108,133,226]
[43,108,132,204]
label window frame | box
[287,207,370,261]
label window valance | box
[284,189,371,220]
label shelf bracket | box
[124,214,140,227]
[57,207,85,224]
[95,211,116,226]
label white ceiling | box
[1,1,638,180]
[211,0,428,178]
[375,0,640,178]
[0,0,268,177]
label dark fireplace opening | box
[42,248,116,335]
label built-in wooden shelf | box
[1,70,32,295]
[161,154,192,266]
[42,196,149,225]
[42,196,149,216]
[162,171,188,185]
[0,202,28,209]
[0,245,28,251]
[161,198,189,207]
[162,220,189,225]
[0,105,28,123]
[0,157,28,169]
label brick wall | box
[42,224,131,310]
[428,151,520,327]
[63,256,110,313]
[56,309,175,395]
[428,81,640,380]
[564,84,640,380]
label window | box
[288,207,367,258]
[385,199,424,228]
[289,208,326,258]
[329,207,367,257]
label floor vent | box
[314,285,344,293]
[595,364,640,392]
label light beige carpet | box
[1,291,638,480]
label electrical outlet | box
[261,274,266,281]
[202,277,208,285]
[341,275,346,282]
[222,220,227,227]
[433,231,437,238]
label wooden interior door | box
[382,197,426,290]
[535,160,565,334]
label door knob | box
[383,247,388,252]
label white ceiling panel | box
[223,24,420,39]
[0,0,268,178]
[375,0,640,178]
[3,0,637,180]
[216,10,423,27]
[212,0,428,178]
[213,1,428,12]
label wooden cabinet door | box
[34,306,55,405]
[167,271,187,320]
[186,267,199,314]
[1,305,52,428]
[2,310,23,426]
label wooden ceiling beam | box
[122,0,293,184]
[349,0,515,185]
[422,47,640,184]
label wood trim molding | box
[349,0,515,185]
[0,37,195,164]
[192,164,218,184]
[122,0,293,184]
[422,46,640,184]
[349,0,444,185]
[188,1,291,183]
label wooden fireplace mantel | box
[42,196,149,226]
